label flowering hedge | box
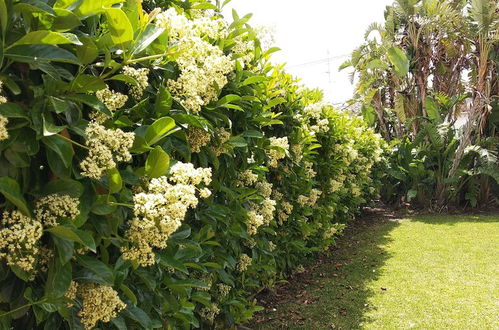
[0,0,384,328]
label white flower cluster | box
[294,102,330,134]
[155,8,227,42]
[291,144,303,162]
[123,65,150,99]
[237,253,252,272]
[0,211,43,274]
[122,162,212,266]
[199,304,220,324]
[77,283,126,330]
[0,114,8,141]
[277,201,293,224]
[329,176,345,193]
[80,122,135,179]
[35,194,80,227]
[168,37,234,113]
[267,137,289,167]
[304,161,316,178]
[242,178,277,235]
[297,189,322,208]
[187,126,211,153]
[235,169,259,187]
[231,35,255,67]
[217,283,231,297]
[211,127,231,156]
[155,8,234,113]
[95,86,128,123]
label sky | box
[223,0,394,104]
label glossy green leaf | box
[107,168,123,194]
[9,31,82,48]
[76,255,114,285]
[387,47,409,77]
[145,146,170,178]
[0,177,30,216]
[66,94,111,116]
[74,0,121,17]
[70,74,106,93]
[145,117,176,145]
[154,86,173,116]
[131,23,165,56]
[241,75,267,86]
[43,178,83,197]
[5,45,80,64]
[105,8,133,47]
[42,135,74,169]
[47,226,96,252]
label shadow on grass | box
[254,209,401,329]
[410,214,499,225]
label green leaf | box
[0,102,29,119]
[387,47,409,77]
[145,146,170,179]
[264,97,287,110]
[52,235,74,264]
[9,31,81,48]
[74,0,121,17]
[0,0,8,39]
[91,195,117,215]
[0,177,30,216]
[43,113,66,136]
[42,135,74,169]
[131,23,165,56]
[158,255,188,274]
[426,97,441,123]
[52,8,82,31]
[76,255,114,285]
[71,74,106,93]
[5,45,80,64]
[240,75,267,86]
[145,117,176,145]
[47,226,96,252]
[407,189,417,202]
[45,258,72,298]
[122,305,152,329]
[217,94,241,107]
[107,168,123,194]
[66,94,111,116]
[228,136,247,148]
[366,59,389,70]
[241,130,263,138]
[105,8,133,48]
[75,35,98,64]
[43,179,83,197]
[154,87,173,116]
[107,73,138,85]
[119,284,137,305]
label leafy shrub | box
[0,0,385,328]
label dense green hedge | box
[0,0,384,328]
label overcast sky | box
[223,0,394,104]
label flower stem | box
[56,133,89,150]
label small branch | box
[56,133,89,150]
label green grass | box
[256,214,499,329]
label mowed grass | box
[256,214,499,329]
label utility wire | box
[287,54,350,69]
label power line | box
[287,54,350,69]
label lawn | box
[256,213,499,329]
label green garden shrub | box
[0,0,385,328]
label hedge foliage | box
[0,0,384,328]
